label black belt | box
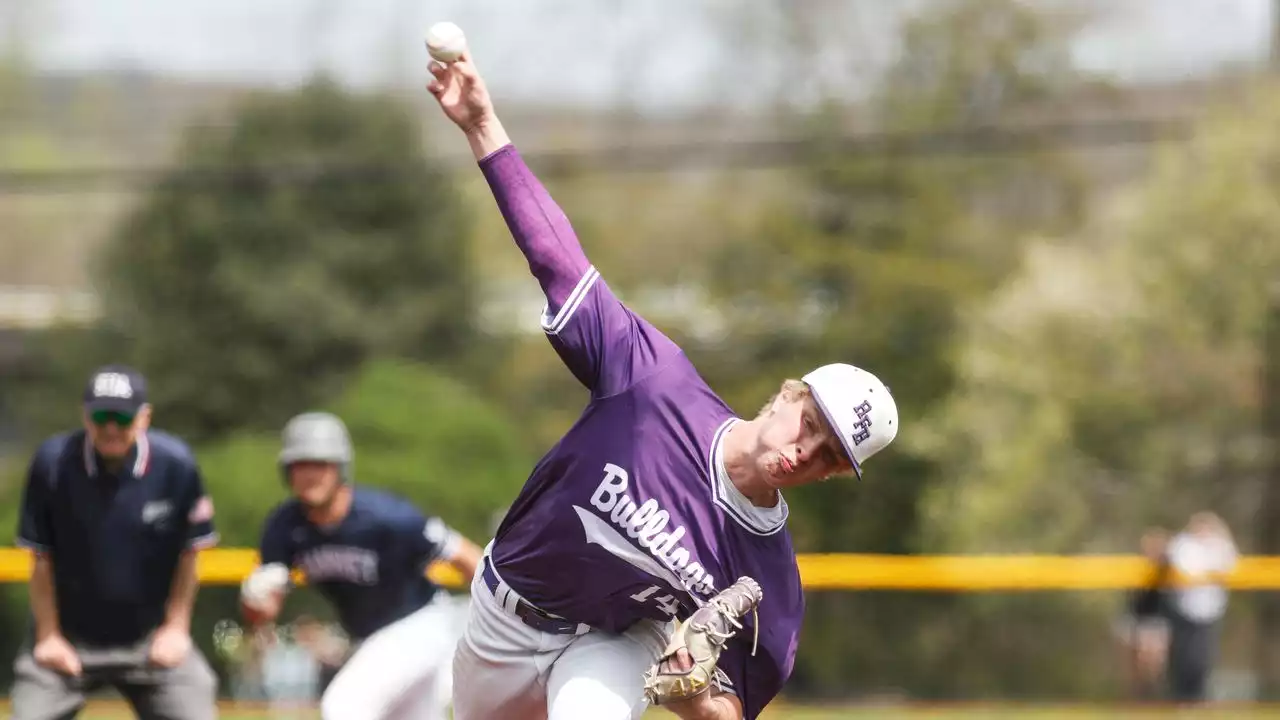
[481,556,583,636]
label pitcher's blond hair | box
[758,379,809,416]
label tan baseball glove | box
[642,576,763,705]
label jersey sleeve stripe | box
[540,266,601,336]
[187,532,220,550]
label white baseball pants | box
[451,551,670,720]
[320,594,462,720]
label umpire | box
[10,365,219,720]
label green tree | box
[2,326,128,448]
[94,78,474,442]
[693,0,1103,700]
[921,82,1280,553]
[198,358,532,547]
[919,81,1280,697]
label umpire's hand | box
[33,633,82,677]
[148,624,192,668]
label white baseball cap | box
[802,363,899,479]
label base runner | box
[239,411,482,720]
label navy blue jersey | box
[17,430,219,646]
[258,487,460,641]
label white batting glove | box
[240,563,290,611]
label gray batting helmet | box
[279,412,354,482]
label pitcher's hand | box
[426,54,496,135]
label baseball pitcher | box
[424,47,900,720]
[238,412,483,720]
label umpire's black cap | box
[83,365,149,414]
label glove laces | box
[707,595,760,657]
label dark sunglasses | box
[90,410,136,427]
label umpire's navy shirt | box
[17,429,219,646]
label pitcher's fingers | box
[452,53,480,82]
[427,61,451,96]
[676,648,694,671]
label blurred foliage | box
[693,0,1097,699]
[919,82,1280,553]
[90,78,474,442]
[877,0,1090,130]
[0,0,1275,706]
[3,326,125,445]
[197,358,532,548]
[913,76,1280,704]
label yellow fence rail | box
[2,548,1279,591]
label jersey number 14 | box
[631,585,681,616]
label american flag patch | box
[189,495,215,523]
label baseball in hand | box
[426,21,467,63]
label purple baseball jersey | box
[482,145,804,719]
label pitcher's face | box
[754,392,851,490]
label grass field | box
[19,701,1280,719]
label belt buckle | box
[515,599,575,634]
[516,600,554,625]
[521,601,554,621]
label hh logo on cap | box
[94,372,134,399]
[851,401,873,445]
